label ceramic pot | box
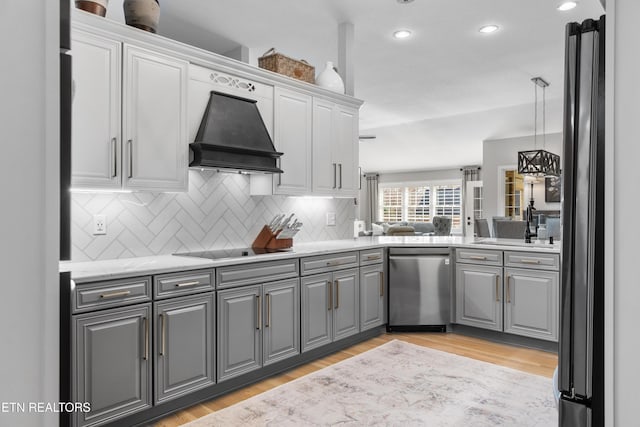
[316,61,345,94]
[123,0,160,34]
[75,0,109,17]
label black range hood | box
[189,91,283,174]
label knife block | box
[252,225,293,250]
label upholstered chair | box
[432,216,452,236]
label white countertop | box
[61,236,560,283]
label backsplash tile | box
[71,170,355,261]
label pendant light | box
[517,77,561,177]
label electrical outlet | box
[326,212,336,226]
[93,214,107,235]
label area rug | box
[184,340,557,426]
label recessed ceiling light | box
[393,29,412,39]
[479,25,500,34]
[396,0,415,3]
[557,1,578,11]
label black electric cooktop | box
[174,247,291,260]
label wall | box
[611,0,639,424]
[0,1,59,425]
[72,171,354,261]
[482,133,563,221]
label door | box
[333,268,360,340]
[360,264,384,331]
[464,180,483,237]
[273,87,312,195]
[312,98,337,194]
[263,278,300,366]
[504,268,559,341]
[71,30,122,189]
[73,305,151,427]
[301,273,333,352]
[217,286,262,382]
[333,105,359,196]
[123,44,188,191]
[455,264,503,331]
[154,294,215,404]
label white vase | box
[316,61,345,94]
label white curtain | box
[461,166,481,236]
[364,173,379,228]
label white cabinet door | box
[273,87,312,195]
[123,45,188,191]
[504,268,559,341]
[455,264,503,331]
[333,268,360,340]
[360,264,385,331]
[312,98,337,195]
[333,105,359,196]
[71,30,122,189]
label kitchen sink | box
[471,238,559,249]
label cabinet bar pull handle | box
[99,290,131,299]
[127,139,133,179]
[335,280,340,309]
[380,271,384,297]
[367,255,381,261]
[328,281,332,311]
[256,295,262,330]
[143,316,148,361]
[160,313,166,356]
[495,275,500,302]
[265,293,271,328]
[333,163,337,189]
[175,281,199,288]
[520,259,541,264]
[470,255,488,260]
[338,164,343,189]
[326,260,340,267]
[111,137,117,178]
[506,276,511,303]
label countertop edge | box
[63,237,560,283]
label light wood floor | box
[154,332,557,427]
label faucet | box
[524,182,537,243]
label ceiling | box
[108,0,605,173]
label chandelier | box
[517,77,561,177]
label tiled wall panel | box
[71,170,355,261]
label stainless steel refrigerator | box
[559,15,605,427]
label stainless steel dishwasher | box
[387,247,451,332]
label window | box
[434,185,462,229]
[378,181,463,233]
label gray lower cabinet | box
[73,304,152,427]
[154,293,215,404]
[359,263,385,331]
[301,268,360,352]
[504,267,559,341]
[217,278,300,382]
[455,263,503,331]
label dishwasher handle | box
[388,247,450,256]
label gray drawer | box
[359,248,384,266]
[300,251,359,275]
[216,258,299,289]
[73,276,151,313]
[504,251,560,271]
[154,269,214,299]
[456,248,502,266]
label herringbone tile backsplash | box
[71,170,355,261]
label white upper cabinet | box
[71,30,122,189]
[272,87,313,195]
[122,45,188,191]
[312,100,359,197]
[71,29,188,192]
